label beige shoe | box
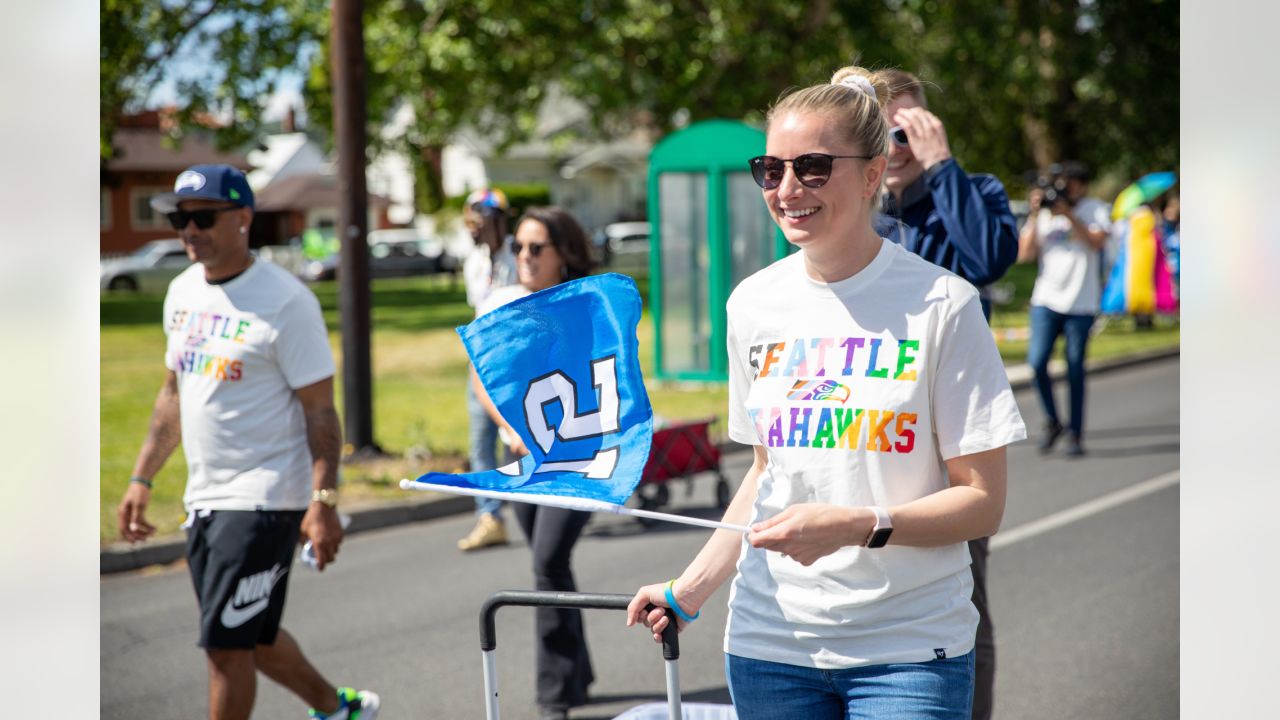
[457,513,508,551]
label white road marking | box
[991,470,1180,551]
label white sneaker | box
[308,687,380,720]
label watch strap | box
[865,505,893,548]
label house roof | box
[246,133,329,190]
[107,127,250,171]
[255,172,390,212]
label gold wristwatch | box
[311,488,339,507]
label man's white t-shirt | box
[163,260,336,512]
[1028,197,1111,315]
[724,240,1026,669]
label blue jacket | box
[876,159,1019,317]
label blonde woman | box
[626,67,1026,719]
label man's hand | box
[1028,188,1045,214]
[300,502,343,571]
[747,503,872,566]
[1049,198,1073,217]
[118,482,156,542]
[891,106,953,170]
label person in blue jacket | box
[875,69,1019,322]
[873,69,1018,720]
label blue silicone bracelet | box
[664,579,699,623]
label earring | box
[239,227,247,234]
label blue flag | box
[415,273,653,505]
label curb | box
[101,493,475,575]
[101,346,1178,575]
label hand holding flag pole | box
[401,273,749,534]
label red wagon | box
[634,417,732,519]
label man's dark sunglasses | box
[510,238,548,257]
[748,153,874,190]
[167,206,239,231]
[889,126,909,147]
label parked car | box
[299,238,442,282]
[602,221,651,256]
[588,220,650,267]
[100,239,191,292]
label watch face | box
[867,527,893,549]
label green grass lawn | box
[100,263,1176,543]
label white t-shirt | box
[475,283,530,319]
[463,242,518,308]
[1028,197,1111,315]
[162,260,336,511]
[475,283,532,447]
[724,240,1026,669]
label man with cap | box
[116,164,380,720]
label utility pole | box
[330,0,379,455]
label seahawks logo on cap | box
[175,170,207,192]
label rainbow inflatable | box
[1100,205,1177,315]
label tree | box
[102,0,1177,193]
[895,0,1178,186]
[100,0,323,160]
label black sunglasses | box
[510,238,549,257]
[167,206,239,231]
[889,126,909,147]
[748,153,874,190]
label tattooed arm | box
[295,377,344,570]
[118,370,182,542]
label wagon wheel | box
[652,483,670,507]
[634,485,668,528]
[715,474,732,509]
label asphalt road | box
[101,357,1179,720]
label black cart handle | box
[480,590,680,660]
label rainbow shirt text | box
[746,336,922,454]
[165,309,253,383]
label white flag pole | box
[400,479,750,534]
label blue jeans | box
[726,651,975,720]
[1026,305,1095,436]
[467,382,504,517]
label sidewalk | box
[100,346,1179,574]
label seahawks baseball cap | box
[149,164,255,213]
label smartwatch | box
[864,505,893,548]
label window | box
[130,186,171,230]
[100,189,112,230]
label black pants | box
[513,503,595,709]
[970,536,994,720]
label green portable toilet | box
[648,119,787,382]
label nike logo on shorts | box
[220,564,287,629]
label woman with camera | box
[1017,162,1112,457]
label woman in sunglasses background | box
[628,66,1025,719]
[470,205,598,720]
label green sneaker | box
[308,687,380,720]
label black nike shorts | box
[185,509,305,649]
